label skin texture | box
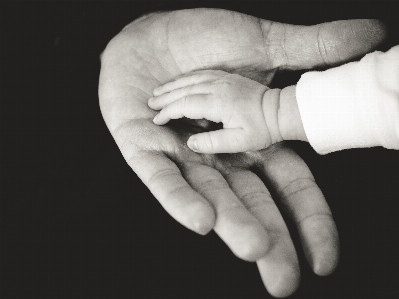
[148,70,308,153]
[98,9,386,297]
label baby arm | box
[295,45,399,154]
[148,70,307,153]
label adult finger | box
[224,169,300,298]
[127,150,216,235]
[181,163,270,262]
[258,143,339,276]
[263,19,386,70]
[148,83,213,110]
[153,94,219,125]
[153,70,227,96]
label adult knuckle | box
[195,177,230,194]
[241,191,274,211]
[279,24,290,68]
[147,167,180,188]
[279,177,318,200]
[297,212,333,227]
[165,184,192,200]
[316,25,329,65]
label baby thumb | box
[187,129,247,154]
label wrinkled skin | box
[99,9,385,297]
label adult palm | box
[99,9,384,297]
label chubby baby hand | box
[148,70,279,153]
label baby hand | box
[148,70,279,154]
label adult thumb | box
[261,19,386,70]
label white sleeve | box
[296,46,399,155]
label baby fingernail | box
[188,138,198,151]
[153,114,159,123]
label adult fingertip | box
[300,215,340,276]
[362,19,387,46]
[236,235,270,262]
[193,219,214,236]
[313,256,339,277]
[312,240,340,276]
[231,225,271,262]
[267,279,300,298]
[189,202,216,235]
[325,19,388,65]
[264,265,300,298]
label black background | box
[1,1,399,299]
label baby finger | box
[153,70,228,96]
[149,83,213,110]
[153,94,220,125]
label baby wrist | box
[262,89,284,144]
[261,86,308,145]
[278,85,308,142]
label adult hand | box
[99,9,385,297]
